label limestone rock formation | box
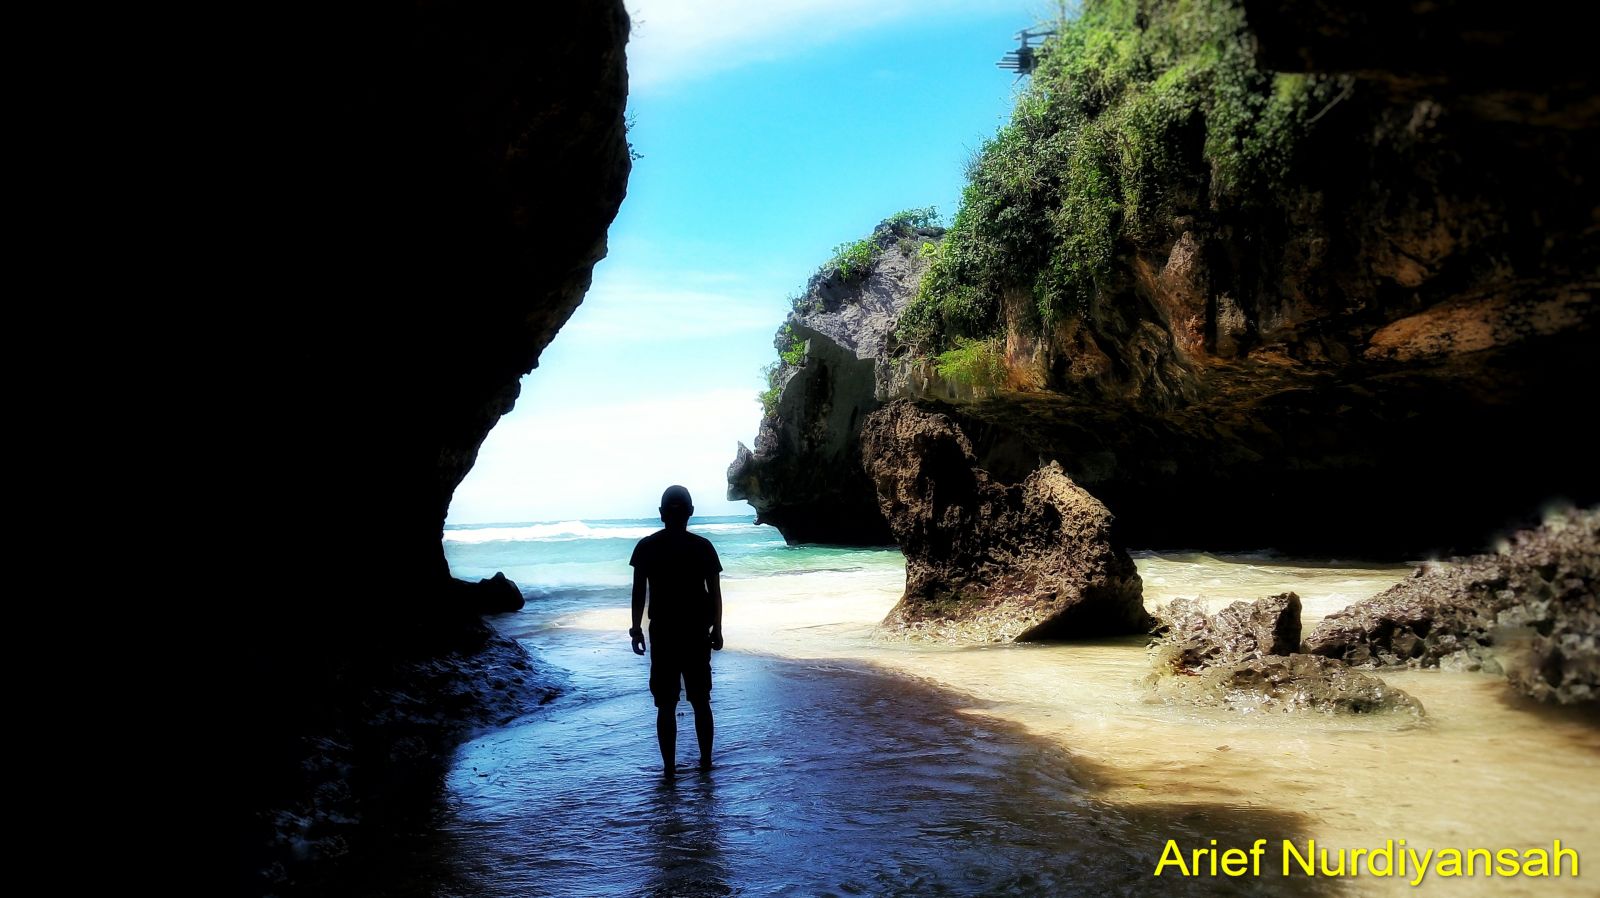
[240,2,633,891]
[448,572,526,614]
[728,221,943,544]
[1150,593,1422,716]
[261,0,635,600]
[730,0,1599,555]
[859,401,1149,642]
[1153,592,1303,672]
[1180,654,1426,717]
[1304,507,1600,704]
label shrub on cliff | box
[935,337,1006,394]
[826,208,942,283]
[764,212,946,415]
[885,206,939,231]
[898,0,1348,352]
[828,237,878,281]
[758,325,808,417]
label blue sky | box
[447,0,1043,524]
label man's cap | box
[660,485,693,508]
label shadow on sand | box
[362,630,1357,898]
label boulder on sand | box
[1303,507,1598,704]
[1150,592,1423,717]
[860,401,1149,642]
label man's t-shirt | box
[630,529,723,631]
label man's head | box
[659,485,693,528]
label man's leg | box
[684,637,714,770]
[649,637,680,776]
[689,698,713,770]
[656,700,676,775]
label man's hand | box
[630,626,646,655]
[709,625,724,651]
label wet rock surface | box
[1150,592,1423,716]
[1190,653,1426,717]
[1304,507,1600,704]
[449,571,526,614]
[860,401,1149,642]
[253,619,556,895]
[1154,592,1303,672]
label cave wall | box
[237,2,632,887]
[258,0,633,623]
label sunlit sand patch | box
[565,552,1600,896]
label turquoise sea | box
[445,513,904,607]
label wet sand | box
[444,554,1599,896]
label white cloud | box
[562,274,780,342]
[448,388,764,523]
[626,0,1014,92]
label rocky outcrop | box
[728,221,942,544]
[1150,593,1422,716]
[732,1,1599,555]
[956,35,1600,548]
[258,0,634,603]
[1166,653,1426,717]
[256,621,556,894]
[1153,592,1303,672]
[859,401,1149,642]
[970,0,1600,554]
[448,572,527,614]
[1304,507,1600,703]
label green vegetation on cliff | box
[761,213,944,415]
[898,0,1346,351]
[828,237,879,282]
[826,207,942,282]
[760,325,808,416]
[935,337,1006,393]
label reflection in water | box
[643,777,729,898]
[431,550,1600,898]
[442,624,1338,897]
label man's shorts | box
[648,626,712,707]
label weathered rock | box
[1152,592,1303,672]
[258,619,557,893]
[859,401,1148,642]
[1155,653,1426,717]
[730,1,1600,555]
[728,221,942,545]
[1304,507,1600,703]
[259,0,635,600]
[240,1,633,891]
[1149,591,1421,716]
[448,572,526,614]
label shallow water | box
[441,547,1600,897]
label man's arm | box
[630,569,647,655]
[707,573,724,650]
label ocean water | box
[444,514,905,607]
[439,516,1600,897]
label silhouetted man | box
[630,485,724,776]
